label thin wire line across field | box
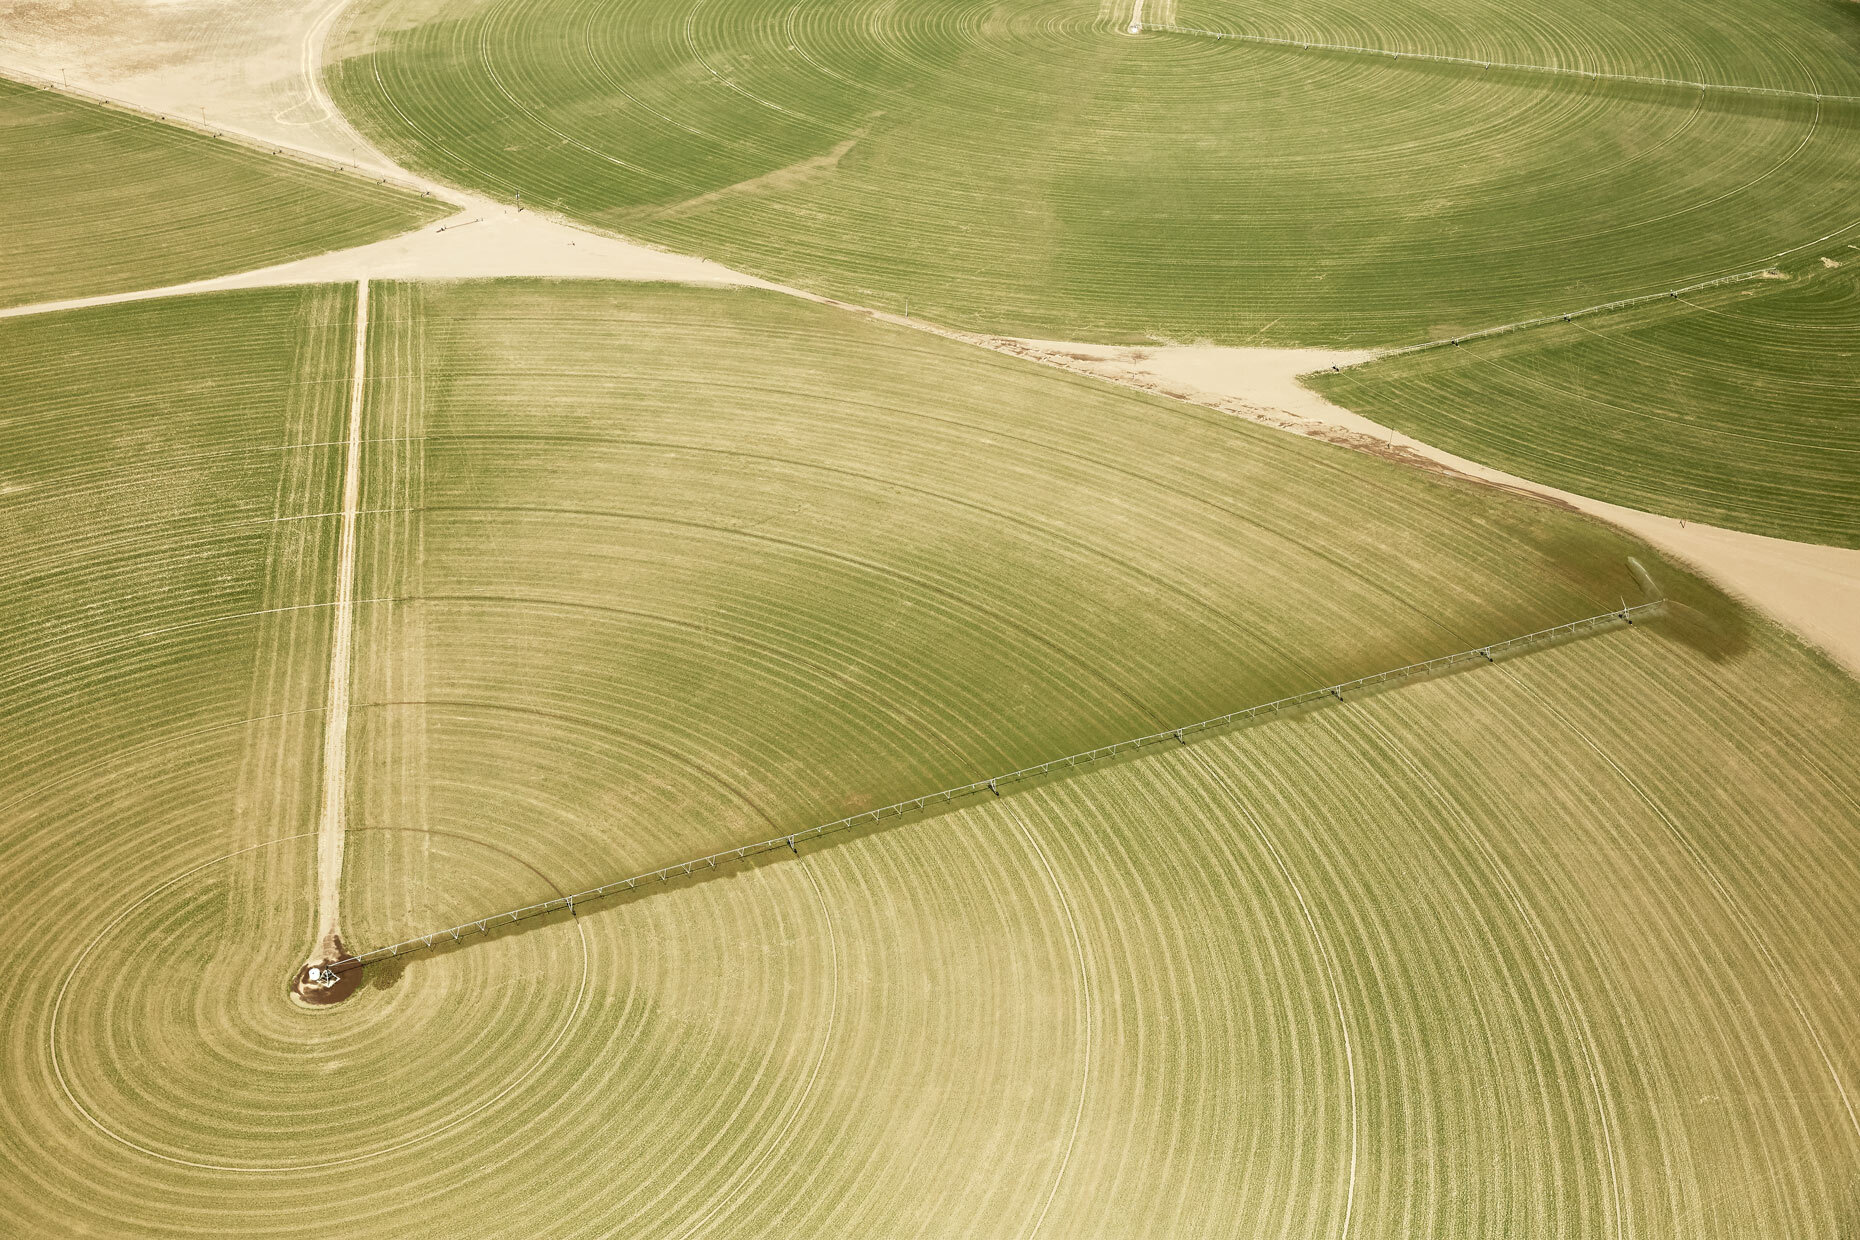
[1327,214,1860,368]
[330,601,1663,972]
[0,67,438,199]
[1364,270,1770,362]
[1140,24,1860,104]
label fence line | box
[1139,24,1860,104]
[0,67,437,200]
[330,600,1662,972]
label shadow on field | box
[364,597,1689,985]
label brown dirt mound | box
[291,936,361,1006]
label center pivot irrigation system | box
[328,600,1663,974]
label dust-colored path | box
[6,0,1852,679]
[309,277,368,965]
[0,201,768,321]
[0,0,773,309]
[1,0,404,173]
[1002,339,1860,678]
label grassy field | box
[1311,256,1860,546]
[327,0,1860,346]
[1184,0,1860,94]
[4,281,1859,1235]
[0,285,353,1204]
[0,78,443,308]
[337,278,1690,891]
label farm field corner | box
[327,0,1860,347]
[1310,255,1860,549]
[3,280,1860,1235]
[0,76,443,309]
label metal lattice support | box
[329,600,1663,973]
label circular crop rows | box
[1315,257,1860,546]
[7,281,1860,1234]
[0,78,440,309]
[11,617,1860,1236]
[1179,0,1860,96]
[353,279,1674,891]
[49,830,590,1173]
[3,0,1859,1230]
[328,0,1860,345]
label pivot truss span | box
[330,601,1663,972]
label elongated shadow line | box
[342,600,1665,978]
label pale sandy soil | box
[1003,339,1860,678]
[0,0,383,169]
[0,203,769,320]
[4,1,1850,679]
[0,0,773,292]
[1008,340,1379,424]
[311,277,368,967]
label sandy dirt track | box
[1,0,393,170]
[0,0,772,294]
[3,0,1851,680]
[1003,339,1860,678]
[309,278,368,968]
[0,201,769,321]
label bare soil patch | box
[291,934,361,1005]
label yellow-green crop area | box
[1311,256,1860,547]
[327,0,1860,346]
[0,78,443,309]
[1187,0,1860,90]
[4,281,1860,1236]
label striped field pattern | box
[1181,0,1860,96]
[335,279,1688,897]
[4,282,1859,1234]
[328,0,1860,345]
[327,600,1663,969]
[0,78,443,309]
[1310,256,1860,548]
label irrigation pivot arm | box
[329,599,1663,973]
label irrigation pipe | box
[331,600,1664,972]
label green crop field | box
[1186,0,1860,93]
[327,0,1860,346]
[340,278,1692,888]
[0,78,443,309]
[1312,256,1860,547]
[4,281,1858,1235]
